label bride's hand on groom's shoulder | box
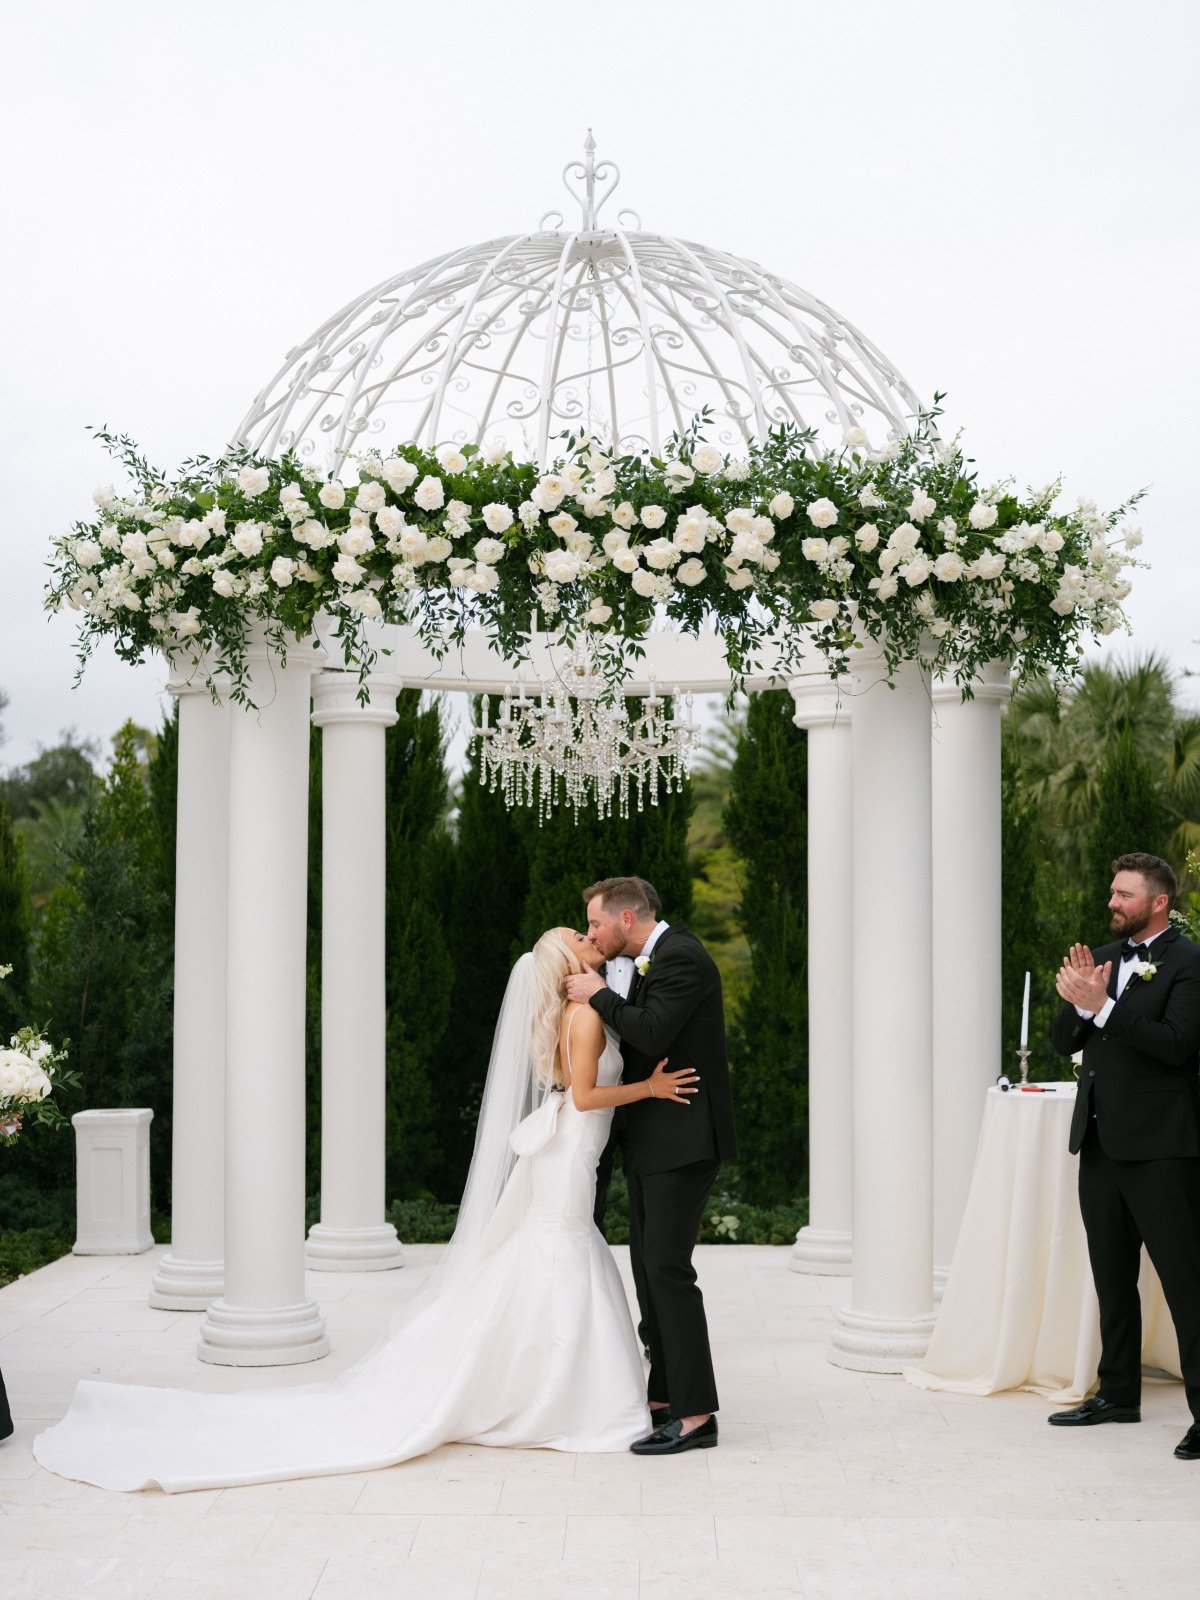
[565,971,605,1004]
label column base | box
[196,1296,329,1367]
[305,1223,405,1273]
[789,1226,852,1276]
[148,1252,224,1311]
[828,1304,936,1373]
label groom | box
[1049,852,1200,1460]
[566,876,736,1455]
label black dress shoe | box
[630,1415,718,1455]
[1175,1424,1200,1460]
[1048,1396,1141,1426]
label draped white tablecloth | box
[907,1083,1182,1402]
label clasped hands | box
[1055,943,1113,1013]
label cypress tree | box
[383,691,455,1199]
[1085,729,1172,918]
[0,802,32,1038]
[723,689,808,1205]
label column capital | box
[165,651,229,699]
[789,675,852,730]
[932,658,1012,707]
[311,670,402,728]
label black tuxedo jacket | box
[590,923,737,1175]
[1050,925,1200,1158]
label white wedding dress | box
[34,1020,650,1492]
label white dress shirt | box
[1075,926,1168,1026]
[605,920,670,999]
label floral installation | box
[45,404,1145,707]
[0,968,76,1147]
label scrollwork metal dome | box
[235,133,924,469]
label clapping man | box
[1049,852,1200,1460]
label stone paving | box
[1,1243,1196,1599]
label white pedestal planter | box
[150,662,229,1311]
[306,671,404,1273]
[788,677,853,1277]
[72,1109,154,1255]
[830,646,936,1372]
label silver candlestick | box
[1016,1047,1031,1086]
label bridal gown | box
[34,1028,650,1492]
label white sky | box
[2,0,1198,771]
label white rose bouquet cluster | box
[0,973,75,1145]
[45,407,1144,703]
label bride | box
[33,928,698,1492]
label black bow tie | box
[1122,942,1154,961]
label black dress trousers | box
[626,1157,722,1418]
[1079,1120,1200,1420]
[0,1363,13,1441]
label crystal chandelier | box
[472,639,700,821]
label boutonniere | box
[635,954,653,977]
[1135,961,1158,983]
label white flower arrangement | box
[0,973,76,1146]
[46,410,1145,709]
[635,954,653,977]
[1134,961,1158,983]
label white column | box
[197,625,330,1366]
[149,666,229,1310]
[306,672,404,1272]
[788,678,853,1276]
[830,645,936,1372]
[931,660,1010,1292]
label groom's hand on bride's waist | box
[565,971,606,1003]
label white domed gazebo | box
[154,138,1006,1377]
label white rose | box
[339,525,375,557]
[768,492,795,520]
[854,522,880,553]
[92,484,117,509]
[640,505,667,530]
[413,476,446,512]
[482,440,509,466]
[902,554,932,586]
[887,522,920,558]
[1043,530,1065,554]
[318,481,346,510]
[968,501,998,530]
[725,508,755,536]
[810,599,840,622]
[471,563,501,593]
[907,490,937,522]
[231,522,264,559]
[731,533,765,564]
[180,557,204,576]
[973,551,1006,581]
[583,601,613,624]
[663,461,695,489]
[644,537,681,570]
[692,444,723,475]
[270,556,296,587]
[843,427,868,448]
[549,512,578,536]
[376,505,406,537]
[1049,591,1076,616]
[590,469,617,497]
[543,548,583,584]
[806,498,839,528]
[211,569,238,598]
[611,545,640,574]
[531,475,567,513]
[677,557,706,587]
[726,569,753,591]
[438,445,468,474]
[355,481,386,514]
[237,465,271,497]
[73,539,102,569]
[474,537,505,565]
[631,567,658,598]
[612,501,637,530]
[1122,524,1143,549]
[332,553,365,586]
[279,482,305,507]
[869,575,899,600]
[563,464,587,490]
[724,458,751,481]
[169,606,203,636]
[932,552,965,582]
[425,536,453,562]
[602,527,631,556]
[858,485,885,509]
[801,537,830,563]
[380,458,417,494]
[0,1050,31,1098]
[482,503,514,534]
[673,515,708,553]
[346,589,383,619]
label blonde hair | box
[530,929,584,1087]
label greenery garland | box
[46,406,1145,702]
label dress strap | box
[564,1006,578,1082]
